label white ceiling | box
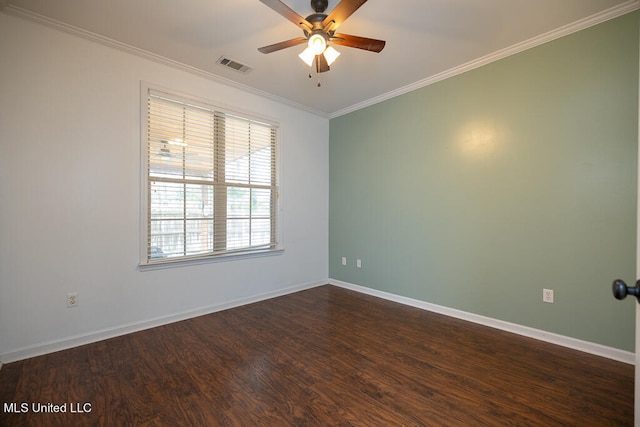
[4,0,637,116]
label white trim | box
[0,280,326,364]
[329,279,635,365]
[4,2,638,119]
[634,17,640,423]
[2,5,328,119]
[140,82,150,266]
[2,279,632,364]
[138,82,284,269]
[329,0,640,118]
[138,248,285,271]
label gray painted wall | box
[0,13,329,361]
[329,12,639,351]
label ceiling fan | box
[258,0,385,74]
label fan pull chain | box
[307,72,322,87]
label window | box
[141,87,279,266]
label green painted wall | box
[329,12,639,351]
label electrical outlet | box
[67,292,78,308]
[341,256,347,266]
[356,259,362,268]
[543,288,554,304]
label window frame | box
[139,83,282,270]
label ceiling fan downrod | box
[310,0,329,13]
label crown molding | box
[4,1,637,120]
[2,5,329,119]
[329,0,640,119]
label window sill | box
[138,248,284,271]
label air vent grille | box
[216,56,252,73]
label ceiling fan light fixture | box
[323,46,340,66]
[298,46,316,66]
[308,33,327,55]
[258,0,386,76]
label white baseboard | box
[3,279,632,366]
[0,280,326,364]
[329,279,635,365]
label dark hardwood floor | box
[0,285,633,426]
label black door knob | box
[612,279,640,303]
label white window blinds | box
[143,88,278,264]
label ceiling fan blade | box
[259,0,312,31]
[331,33,385,52]
[322,0,367,31]
[258,37,307,54]
[316,54,330,73]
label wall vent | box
[216,56,252,73]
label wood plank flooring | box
[0,285,633,426]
